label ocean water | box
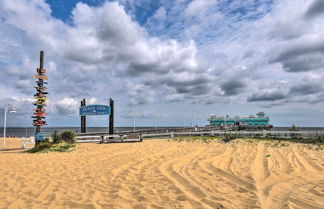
[271,127,324,131]
[1,126,324,137]
[0,127,176,137]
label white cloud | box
[184,0,218,18]
[0,0,324,126]
[54,97,79,115]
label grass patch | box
[168,135,324,149]
[26,142,75,153]
[169,136,222,143]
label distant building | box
[208,112,271,128]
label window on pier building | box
[255,123,258,126]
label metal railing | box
[76,134,142,143]
[141,130,324,140]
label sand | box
[0,138,323,209]
[0,137,31,150]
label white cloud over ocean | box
[0,0,324,127]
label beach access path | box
[0,138,323,209]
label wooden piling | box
[81,98,86,133]
[109,98,114,135]
[35,51,44,134]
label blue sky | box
[46,0,163,25]
[1,0,324,127]
[46,0,103,21]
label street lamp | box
[128,112,139,131]
[191,115,200,127]
[181,114,187,128]
[154,113,160,132]
[3,105,16,150]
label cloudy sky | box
[0,0,324,127]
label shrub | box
[222,133,236,143]
[289,124,300,131]
[44,137,50,143]
[169,136,220,143]
[52,131,62,144]
[253,133,262,138]
[27,141,51,153]
[26,141,75,153]
[50,142,75,152]
[60,130,76,144]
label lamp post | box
[181,114,187,128]
[154,113,160,132]
[3,105,16,150]
[128,112,138,131]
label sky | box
[0,0,324,127]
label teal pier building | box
[208,112,271,128]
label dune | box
[0,139,323,209]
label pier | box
[76,127,324,143]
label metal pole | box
[154,113,160,131]
[3,106,7,149]
[133,115,136,131]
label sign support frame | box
[79,99,114,134]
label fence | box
[76,134,142,143]
[141,130,324,140]
[21,137,35,149]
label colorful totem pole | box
[32,51,48,142]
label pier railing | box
[76,128,324,143]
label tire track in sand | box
[198,146,259,208]
[127,144,206,208]
[266,145,324,209]
[173,145,229,208]
[251,143,270,209]
[106,142,191,207]
[158,145,223,209]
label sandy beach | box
[0,138,29,150]
[0,138,323,209]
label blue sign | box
[36,81,48,84]
[80,105,110,116]
[35,132,45,141]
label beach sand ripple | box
[0,138,323,209]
